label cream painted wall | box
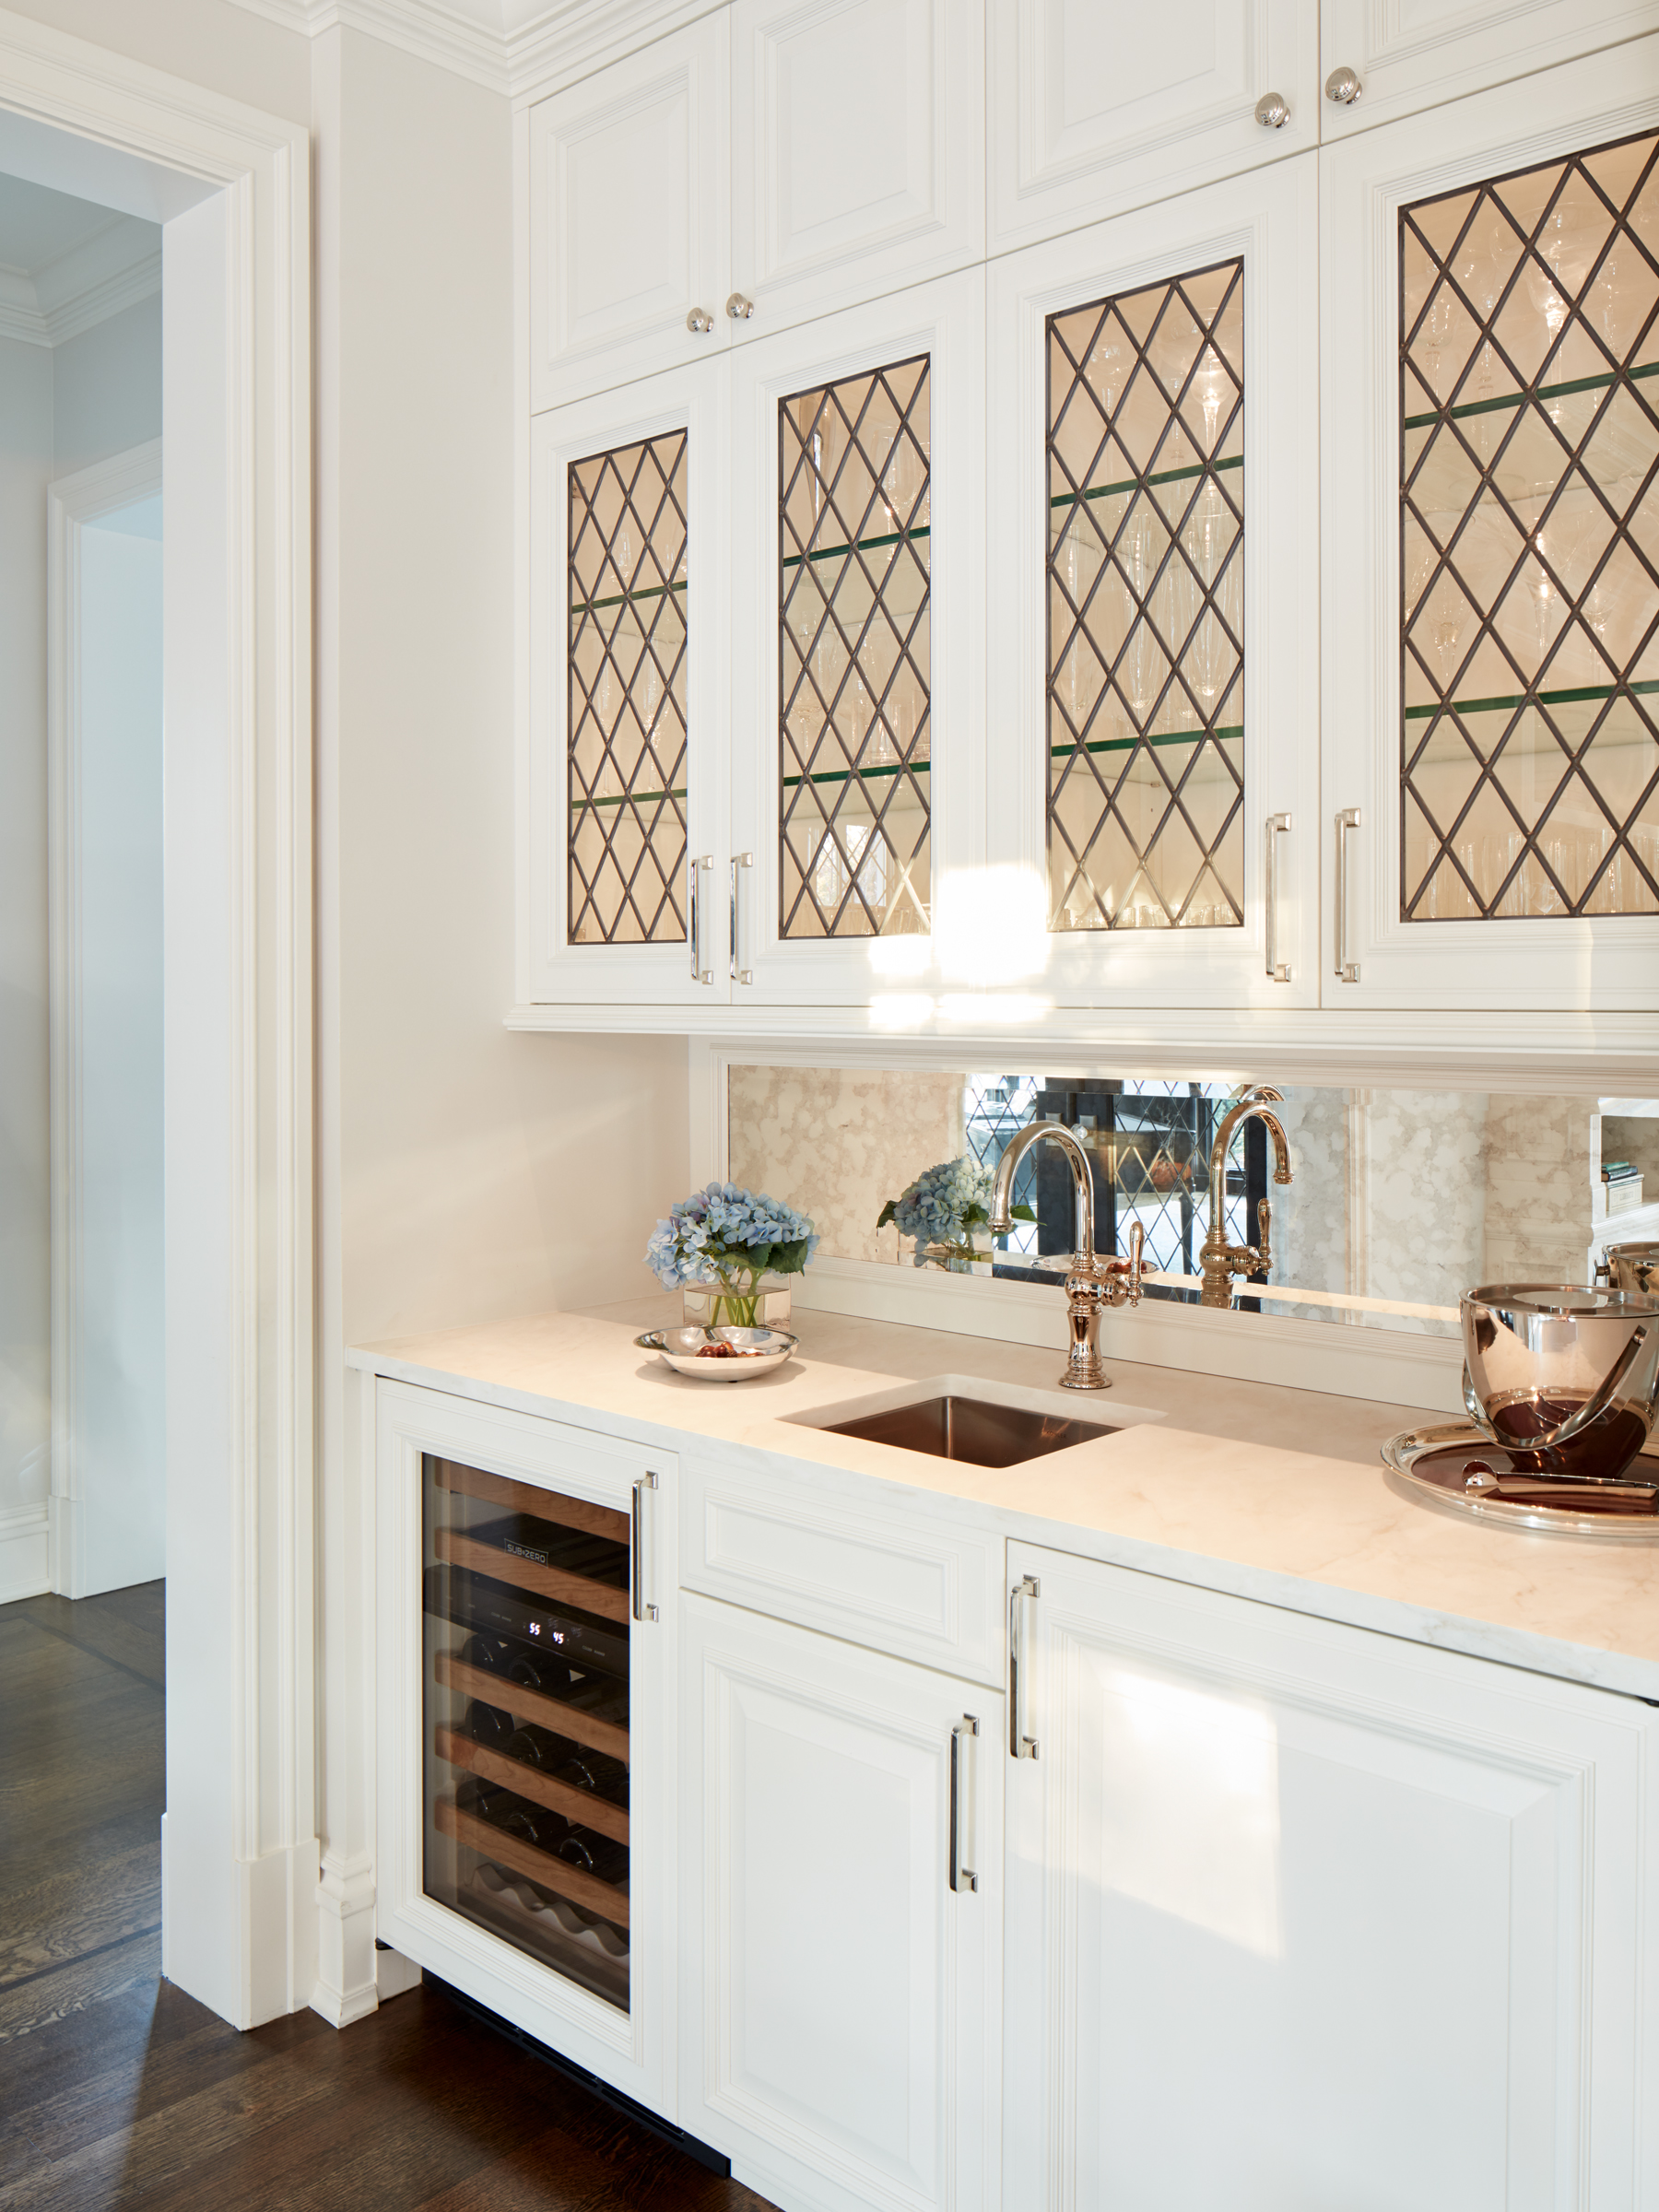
[0,0,311,123]
[0,335,53,1522]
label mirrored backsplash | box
[726,1067,1659,1338]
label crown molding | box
[0,216,160,347]
[505,0,723,104]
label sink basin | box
[819,1394,1115,1468]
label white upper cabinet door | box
[524,361,732,1006]
[986,156,1321,1009]
[1319,0,1659,138]
[528,18,730,412]
[1003,1542,1659,2212]
[678,1594,1002,2212]
[988,0,1320,255]
[727,270,986,1007]
[1322,42,1659,1011]
[729,0,985,339]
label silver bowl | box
[634,1324,798,1382]
[1461,1283,1659,1482]
[1598,1240,1659,1296]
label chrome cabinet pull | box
[1324,65,1362,104]
[631,1474,658,1623]
[1009,1575,1040,1759]
[730,851,754,983]
[687,307,714,334]
[1253,91,1289,129]
[949,1716,979,1894]
[1334,808,1360,982]
[1265,811,1292,982]
[688,853,713,984]
[725,292,755,321]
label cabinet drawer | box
[679,1454,1003,1686]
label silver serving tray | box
[1382,1419,1659,1540]
[634,1324,798,1381]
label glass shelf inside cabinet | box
[1401,128,1659,920]
[423,1454,632,2011]
[1046,259,1246,934]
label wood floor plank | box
[10,1587,165,1689]
[0,1927,161,2045]
[0,1841,159,1989]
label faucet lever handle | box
[1124,1218,1145,1300]
[1255,1196,1273,1277]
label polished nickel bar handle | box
[1009,1575,1040,1759]
[949,1716,979,1893]
[730,851,754,984]
[688,854,713,984]
[631,1474,658,1623]
[1265,812,1292,982]
[1334,807,1361,982]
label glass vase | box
[681,1277,794,1330]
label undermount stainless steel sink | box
[820,1394,1116,1468]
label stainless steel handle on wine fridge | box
[1265,811,1292,982]
[1334,808,1361,982]
[1009,1575,1040,1759]
[688,854,713,984]
[730,851,754,984]
[631,1474,658,1623]
[949,1716,979,1893]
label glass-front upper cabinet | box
[987,155,1321,1008]
[1323,42,1659,1011]
[728,270,985,1005]
[525,360,730,1006]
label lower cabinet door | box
[679,1594,1003,2212]
[1004,1542,1659,2212]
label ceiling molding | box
[0,215,160,347]
[505,0,723,104]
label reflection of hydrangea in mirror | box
[644,1182,818,1325]
[877,1155,1034,1268]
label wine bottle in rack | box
[503,1724,575,1771]
[552,1748,629,1806]
[556,1826,629,1885]
[465,1699,515,1748]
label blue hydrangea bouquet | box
[877,1155,1034,1269]
[644,1182,819,1327]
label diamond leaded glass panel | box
[1401,129,1659,919]
[1046,260,1245,933]
[568,430,688,945]
[779,356,931,938]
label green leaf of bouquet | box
[875,1200,898,1230]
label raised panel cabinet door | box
[1319,0,1659,137]
[726,271,986,1006]
[985,155,1320,1009]
[678,1594,1003,2212]
[729,0,985,339]
[524,360,732,1006]
[528,18,730,411]
[1321,42,1659,1011]
[987,0,1320,255]
[1002,1542,1659,2212]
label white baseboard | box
[0,1502,50,1604]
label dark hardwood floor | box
[0,1583,776,2212]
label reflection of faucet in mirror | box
[1199,1086,1294,1309]
[988,1123,1144,1391]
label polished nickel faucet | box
[987,1123,1144,1391]
[1198,1085,1293,1309]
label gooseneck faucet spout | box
[989,1122,1145,1391]
[1198,1085,1294,1309]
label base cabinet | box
[678,1593,1003,2212]
[1003,1541,1659,2212]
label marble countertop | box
[350,1294,1659,1703]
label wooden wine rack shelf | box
[435,1726,629,1844]
[430,1457,629,1545]
[433,1652,629,1764]
[436,1797,629,1928]
[433,1525,629,1625]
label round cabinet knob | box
[687,307,714,334]
[725,292,755,321]
[1253,90,1289,129]
[1324,65,1362,104]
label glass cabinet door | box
[988,156,1321,1007]
[1322,47,1659,1011]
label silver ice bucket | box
[1462,1284,1659,1482]
[1597,1241,1659,1297]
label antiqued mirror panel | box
[568,429,689,945]
[1401,129,1659,920]
[1046,258,1245,933]
[779,355,932,939]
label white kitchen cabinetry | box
[1318,0,1658,138]
[1321,42,1659,1012]
[987,0,1320,256]
[729,0,985,340]
[986,156,1320,1007]
[527,18,730,412]
[1003,1541,1659,2210]
[678,1593,1002,2212]
[374,1382,677,2117]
